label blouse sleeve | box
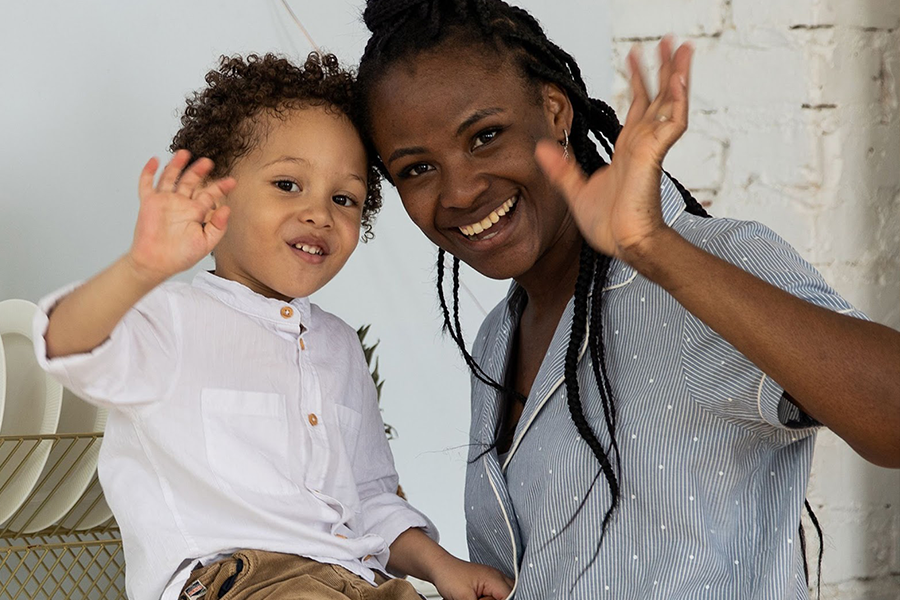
[678,217,868,433]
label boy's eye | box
[274,180,300,193]
[332,195,357,207]
[397,163,434,179]
[472,127,502,150]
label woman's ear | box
[542,82,574,140]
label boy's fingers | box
[534,139,587,203]
[175,157,214,197]
[203,205,230,249]
[157,149,191,192]
[138,157,159,200]
[208,177,237,199]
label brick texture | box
[609,1,900,596]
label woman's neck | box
[515,218,583,316]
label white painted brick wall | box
[610,1,900,597]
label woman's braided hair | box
[357,0,707,572]
[357,0,821,589]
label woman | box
[355,0,900,597]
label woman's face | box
[367,44,577,281]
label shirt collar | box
[192,271,311,331]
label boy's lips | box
[286,235,330,263]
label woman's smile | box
[368,44,578,282]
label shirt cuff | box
[33,282,132,407]
[361,492,439,574]
[757,374,819,430]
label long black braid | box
[357,0,820,591]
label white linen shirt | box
[34,271,436,600]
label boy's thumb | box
[204,205,230,248]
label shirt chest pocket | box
[201,388,298,495]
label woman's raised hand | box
[536,36,693,263]
[128,150,236,283]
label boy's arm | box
[45,256,165,358]
[388,528,513,600]
[45,151,234,359]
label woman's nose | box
[438,163,490,210]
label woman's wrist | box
[618,225,692,289]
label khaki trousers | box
[178,549,424,600]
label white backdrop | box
[0,0,611,559]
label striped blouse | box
[464,175,866,599]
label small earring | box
[560,129,569,161]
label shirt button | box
[280,306,293,319]
[308,413,318,426]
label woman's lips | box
[454,195,520,248]
[458,194,519,239]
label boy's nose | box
[297,196,333,228]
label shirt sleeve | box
[343,328,439,570]
[678,218,869,433]
[32,282,180,408]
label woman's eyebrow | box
[386,107,505,166]
[456,107,504,136]
[387,146,427,166]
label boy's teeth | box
[294,243,322,256]
[459,196,517,237]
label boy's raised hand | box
[129,150,236,284]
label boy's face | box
[213,106,368,301]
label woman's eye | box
[274,180,299,192]
[332,195,356,207]
[472,128,501,150]
[398,163,434,179]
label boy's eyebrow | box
[386,107,505,166]
[263,155,310,169]
[265,155,366,186]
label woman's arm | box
[535,37,900,468]
[632,226,900,467]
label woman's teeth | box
[294,243,323,256]
[459,196,517,237]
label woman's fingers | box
[654,36,675,110]
[534,139,588,204]
[624,45,650,128]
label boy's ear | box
[542,82,574,140]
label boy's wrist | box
[121,253,171,290]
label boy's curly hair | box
[171,52,382,240]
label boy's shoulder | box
[308,302,361,346]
